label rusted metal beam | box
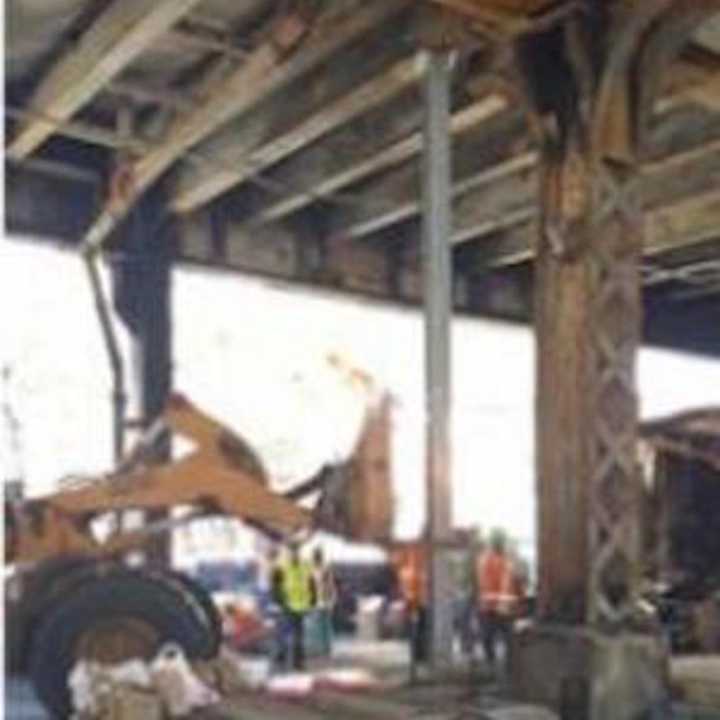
[81,0,410,255]
[6,0,203,160]
[427,0,558,35]
[169,7,419,215]
[451,195,720,274]
[435,135,720,258]
[534,154,591,623]
[163,27,250,60]
[332,59,720,244]
[6,106,146,151]
[106,80,195,112]
[171,53,429,213]
[245,94,507,228]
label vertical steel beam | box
[421,48,454,669]
[111,196,174,566]
[586,158,644,629]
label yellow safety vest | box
[282,560,313,613]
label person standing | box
[475,530,519,669]
[281,542,316,670]
[266,546,291,669]
[391,542,429,677]
[311,547,337,657]
[452,528,483,658]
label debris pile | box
[69,641,385,719]
[69,643,221,719]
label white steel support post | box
[421,48,454,670]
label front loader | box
[5,392,394,718]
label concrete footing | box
[509,623,669,720]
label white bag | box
[69,659,152,716]
[150,643,220,717]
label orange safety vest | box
[476,550,518,616]
[391,544,428,610]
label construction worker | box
[281,541,316,670]
[391,542,429,671]
[266,546,292,669]
[452,527,484,658]
[475,529,519,669]
[311,546,337,657]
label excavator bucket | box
[335,393,394,543]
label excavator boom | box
[6,392,393,567]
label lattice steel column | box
[586,159,644,628]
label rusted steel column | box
[537,140,644,630]
[534,149,592,624]
[585,155,644,628]
[527,6,649,632]
[421,47,455,668]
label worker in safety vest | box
[475,530,520,667]
[390,542,429,668]
[280,541,316,670]
[311,546,337,657]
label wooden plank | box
[82,0,410,253]
[7,0,203,160]
[171,54,428,213]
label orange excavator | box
[5,386,394,718]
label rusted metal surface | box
[4,1,720,353]
[641,407,720,471]
[585,156,644,629]
[534,151,592,624]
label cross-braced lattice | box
[587,159,644,628]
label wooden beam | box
[82,0,410,253]
[7,0,203,160]
[171,54,428,213]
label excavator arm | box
[6,392,393,566]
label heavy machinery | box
[5,391,394,718]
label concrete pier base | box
[509,624,668,720]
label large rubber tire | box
[28,568,215,719]
[159,569,222,658]
[7,555,96,675]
